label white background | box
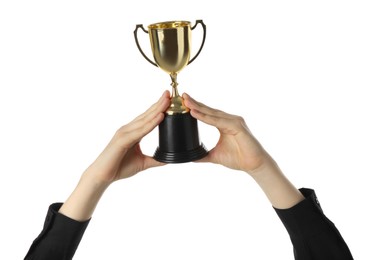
[1,0,376,259]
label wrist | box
[246,156,304,209]
[58,171,110,222]
[81,169,111,193]
[245,153,279,179]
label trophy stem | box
[165,72,190,115]
[170,72,179,98]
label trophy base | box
[154,143,208,163]
[153,113,208,163]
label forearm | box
[58,170,110,222]
[247,157,304,209]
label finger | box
[143,155,166,169]
[191,108,243,136]
[134,90,170,122]
[183,93,234,119]
[189,107,227,129]
[193,148,216,163]
[123,91,170,133]
[117,112,165,149]
[138,111,165,137]
[183,93,216,115]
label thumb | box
[143,156,166,169]
[193,149,215,164]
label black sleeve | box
[274,188,353,260]
[24,203,90,260]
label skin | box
[58,91,304,222]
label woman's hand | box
[58,91,170,221]
[88,90,171,184]
[183,93,271,175]
[183,93,304,209]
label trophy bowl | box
[149,21,191,75]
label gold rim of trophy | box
[148,21,191,30]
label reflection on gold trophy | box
[134,20,208,163]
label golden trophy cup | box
[134,20,208,163]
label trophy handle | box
[134,24,158,67]
[188,20,207,65]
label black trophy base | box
[153,112,208,163]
